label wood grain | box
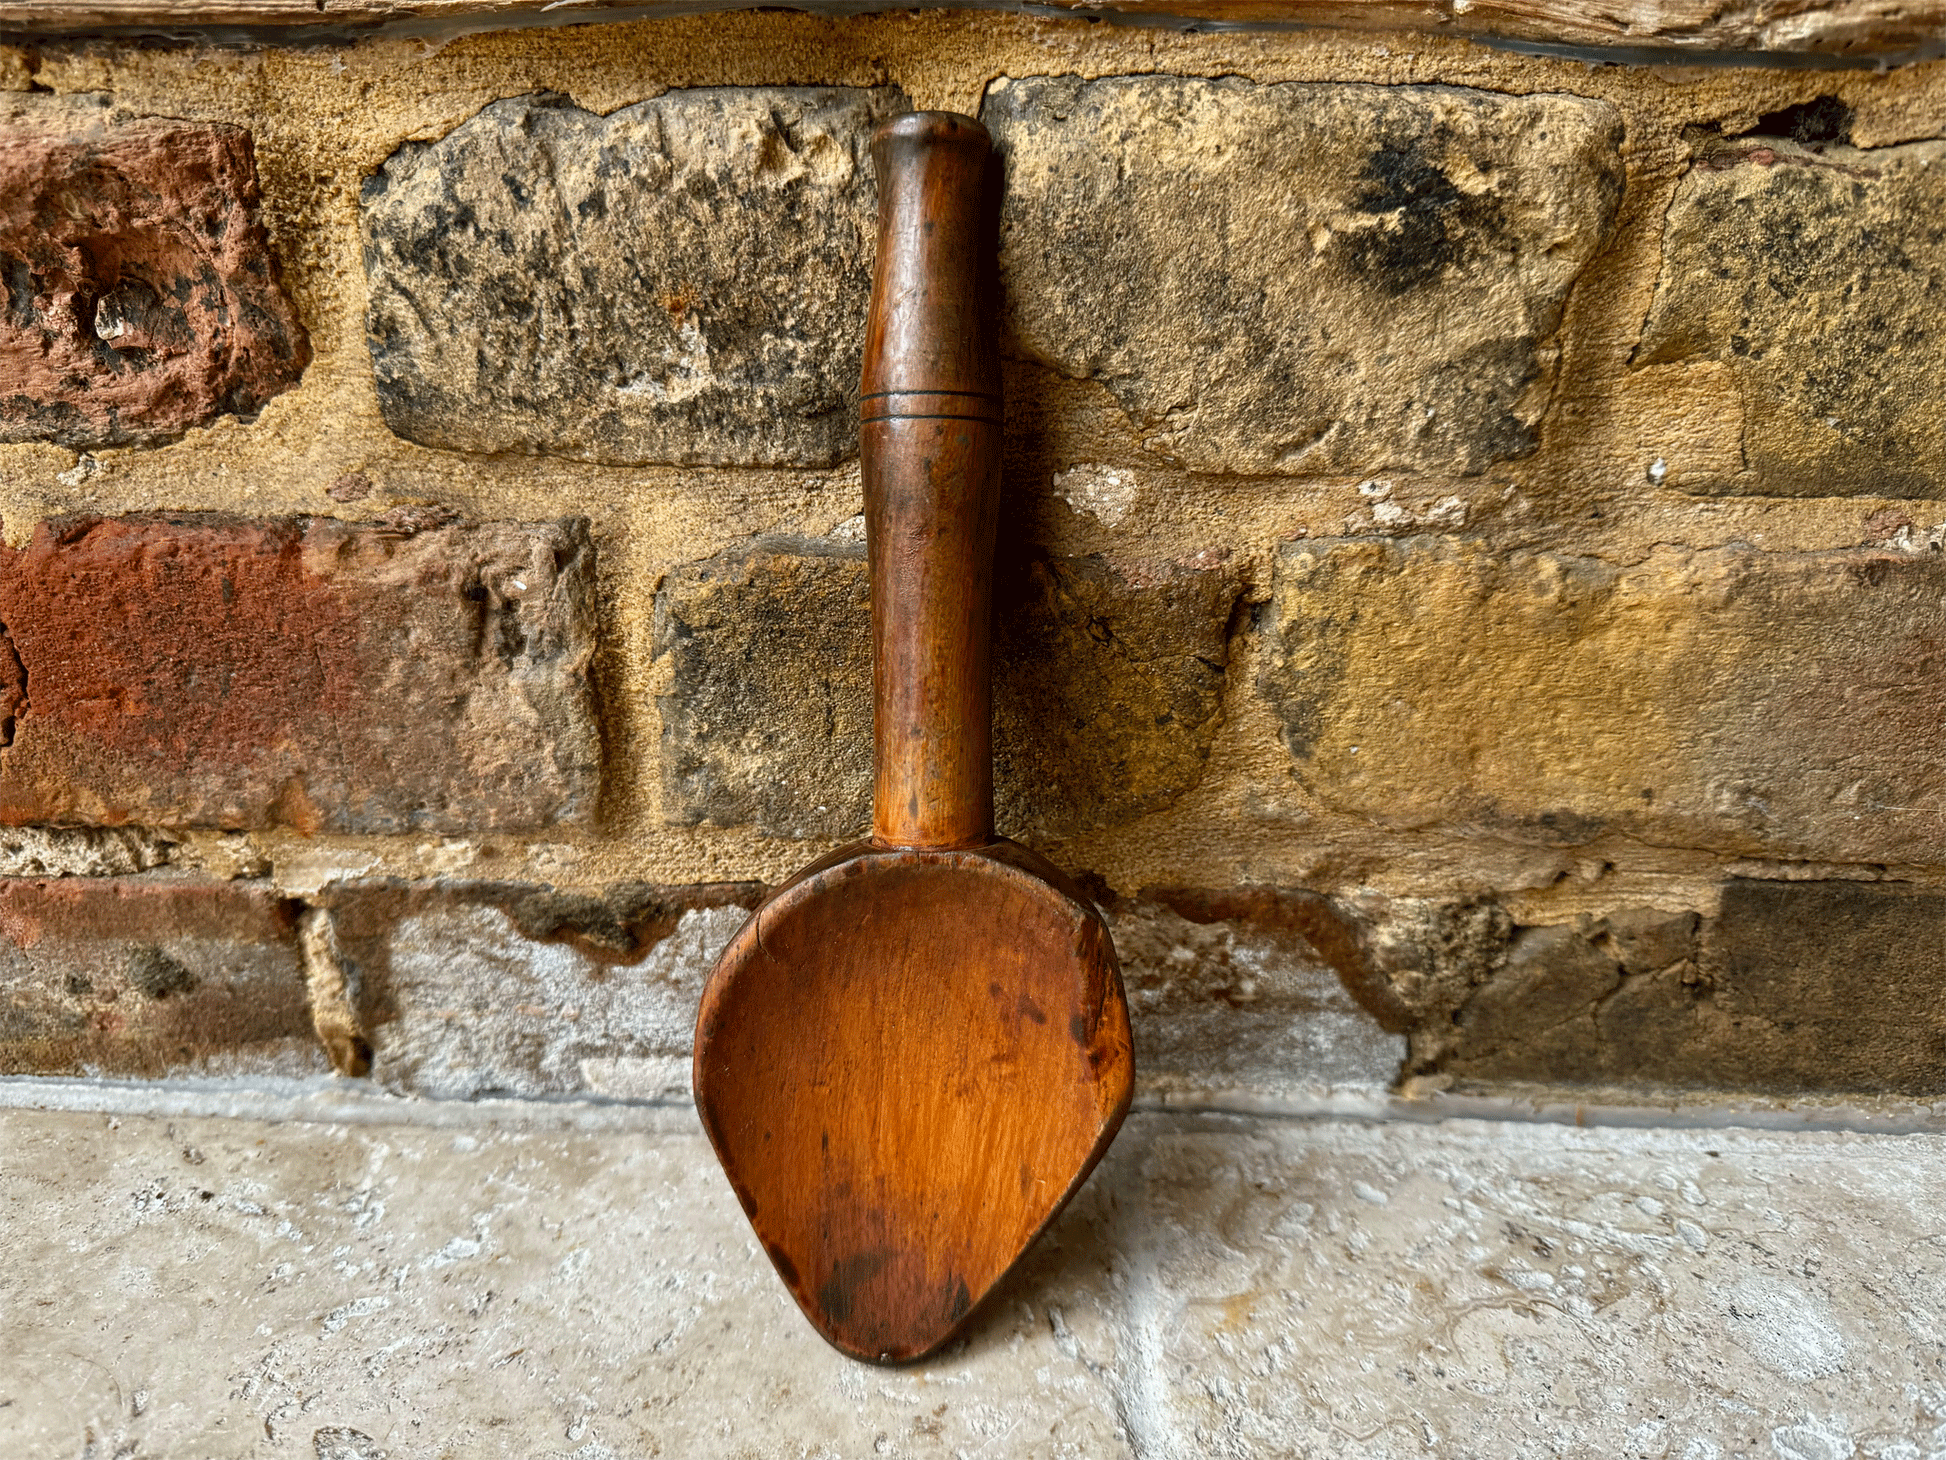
[862,112,1001,852]
[694,111,1132,1363]
[3,0,1939,55]
[694,840,1133,1362]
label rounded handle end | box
[862,110,999,401]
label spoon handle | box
[861,111,1002,851]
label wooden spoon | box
[692,111,1134,1365]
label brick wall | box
[0,13,1942,1107]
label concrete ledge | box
[4,1088,1946,1455]
[8,1071,1946,1135]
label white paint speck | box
[1050,463,1142,528]
[56,454,100,488]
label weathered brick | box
[654,538,1239,839]
[319,880,761,1100]
[1260,537,1945,863]
[1161,877,1946,1100]
[1698,880,1946,1093]
[1112,889,1405,1097]
[0,875,321,1077]
[361,87,902,467]
[654,539,869,840]
[1429,881,1946,1097]
[328,875,1411,1104]
[985,76,1624,477]
[0,512,598,833]
[1634,130,1946,497]
[0,96,309,449]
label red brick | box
[0,512,598,833]
[0,97,309,447]
[0,875,320,1078]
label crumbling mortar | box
[0,825,177,878]
[588,549,641,835]
[298,903,370,1077]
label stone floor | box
[3,1083,1944,1459]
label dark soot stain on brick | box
[126,946,196,999]
[1345,142,1498,295]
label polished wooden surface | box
[695,839,1132,1362]
[695,112,1132,1363]
[863,112,1002,852]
